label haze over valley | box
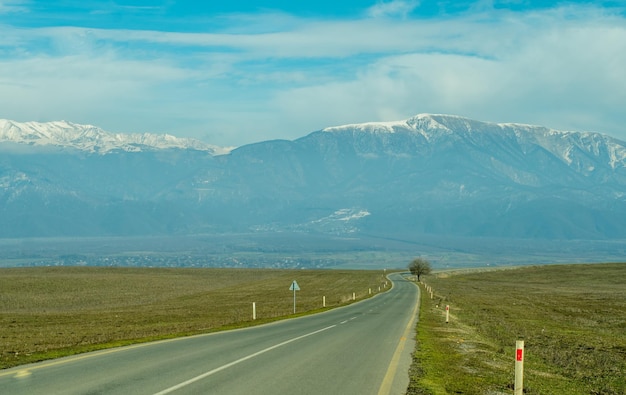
[2,114,625,269]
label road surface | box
[0,272,419,394]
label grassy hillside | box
[407,263,626,394]
[0,267,388,369]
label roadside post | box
[290,280,300,314]
[515,340,524,395]
[252,302,256,320]
[445,305,449,323]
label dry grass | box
[0,267,388,369]
[408,263,626,395]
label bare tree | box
[408,257,432,282]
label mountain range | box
[1,114,625,242]
[0,119,232,155]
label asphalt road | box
[0,272,420,395]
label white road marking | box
[0,332,217,379]
[153,324,337,395]
[340,315,359,325]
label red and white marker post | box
[445,305,449,323]
[515,340,524,395]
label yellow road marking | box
[14,370,32,378]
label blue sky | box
[1,1,625,146]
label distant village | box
[8,253,341,269]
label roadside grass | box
[0,267,388,369]
[407,263,626,395]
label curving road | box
[0,272,419,395]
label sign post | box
[289,280,300,313]
[515,340,524,395]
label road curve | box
[0,272,420,395]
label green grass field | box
[3,263,624,394]
[407,263,626,395]
[0,267,388,369]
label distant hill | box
[1,114,625,240]
[0,119,232,155]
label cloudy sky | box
[1,0,625,147]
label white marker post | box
[252,302,256,320]
[323,296,326,307]
[289,280,300,314]
[445,305,450,323]
[515,340,524,395]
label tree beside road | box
[408,257,431,281]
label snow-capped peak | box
[0,119,233,155]
[320,113,626,169]
[321,114,461,134]
[322,119,409,133]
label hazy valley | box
[2,114,625,268]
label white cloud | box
[0,0,28,14]
[367,1,420,18]
[270,9,626,141]
[0,3,625,146]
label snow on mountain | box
[322,113,626,170]
[322,113,474,136]
[2,113,626,241]
[0,119,233,155]
[296,208,371,234]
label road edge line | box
[377,277,420,395]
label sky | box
[1,0,625,147]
